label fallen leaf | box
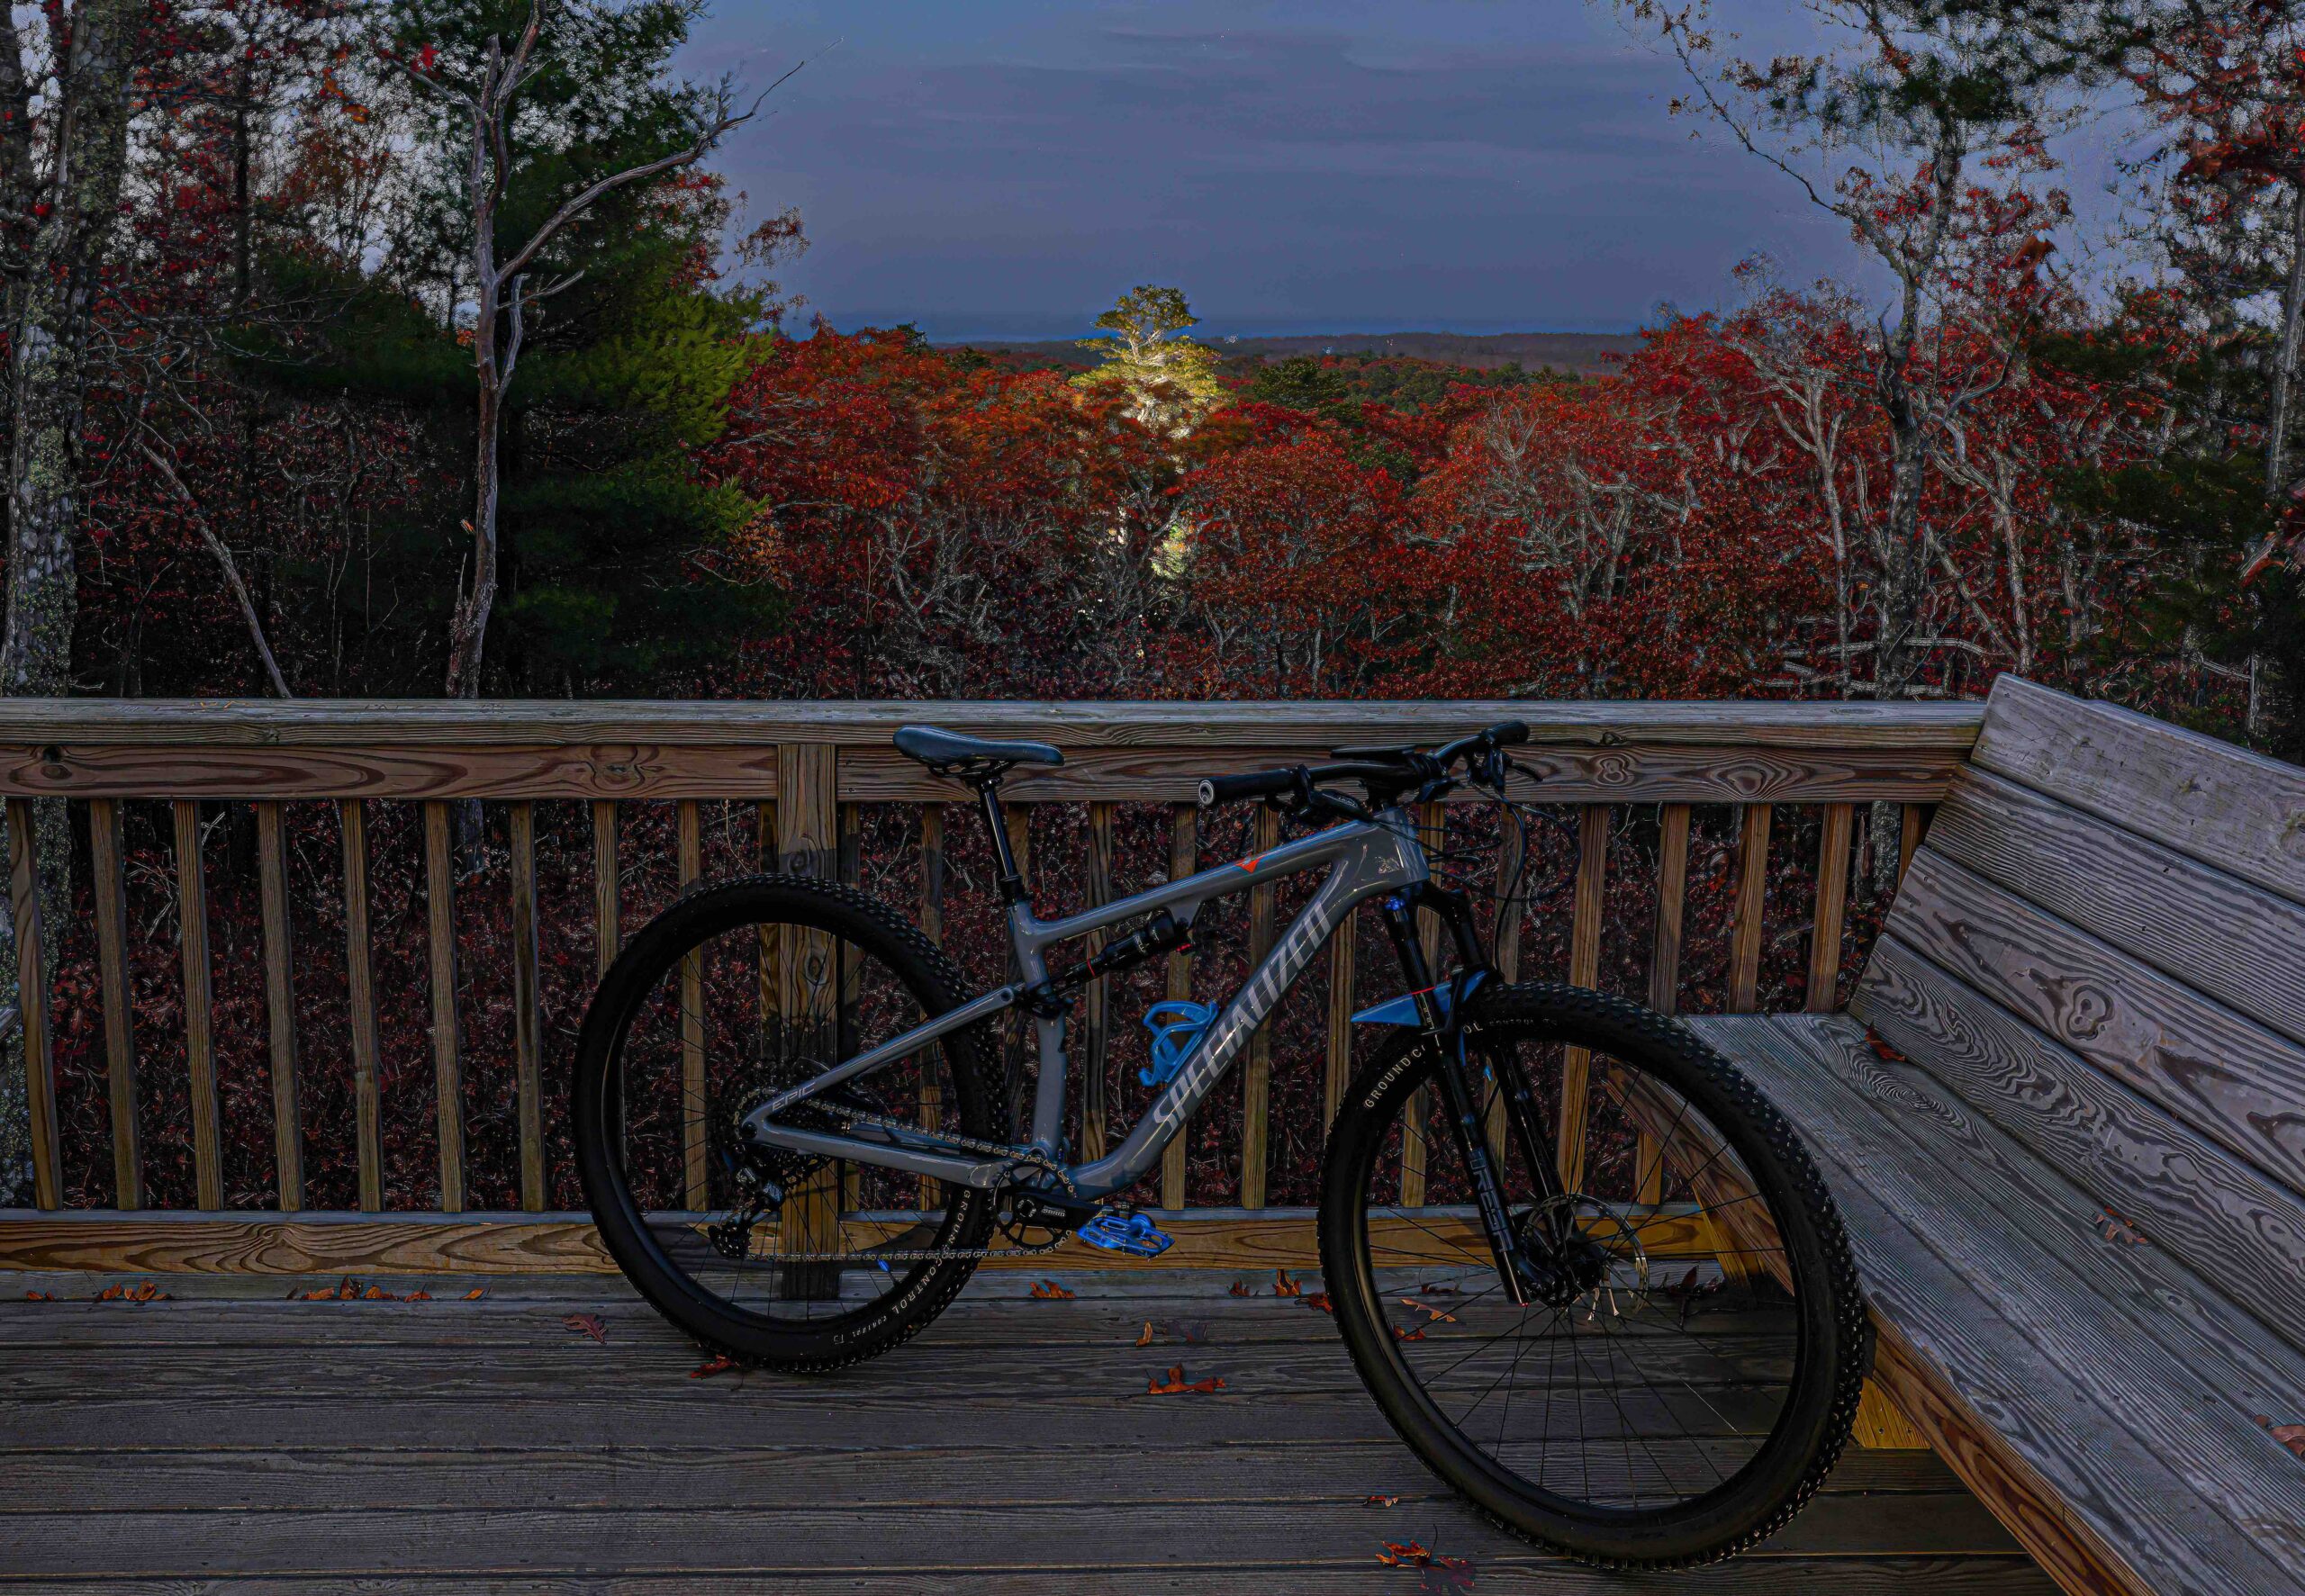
[1147,1364,1225,1395]
[403,1290,431,1302]
[1399,1297,1459,1323]
[1228,1280,1252,1297]
[1136,1320,1156,1347]
[562,1313,608,1344]
[1393,1323,1427,1342]
[23,1291,51,1302]
[1303,1292,1335,1314]
[95,1281,168,1303]
[463,1288,485,1301]
[1378,1539,1474,1573]
[2096,1208,2147,1246]
[690,1355,740,1379]
[1273,1267,1302,1297]
[1028,1279,1075,1300]
[1364,1493,1400,1507]
[362,1285,392,1301]
[2255,1413,2305,1458]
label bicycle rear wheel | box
[1317,982,1868,1567]
[573,876,1000,1372]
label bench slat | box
[1969,677,2305,907]
[1873,849,2305,1202]
[1695,1014,2305,1596]
[1928,767,2305,1053]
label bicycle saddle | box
[891,725,1064,771]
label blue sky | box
[675,2,2111,341]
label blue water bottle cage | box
[1140,999,1216,1088]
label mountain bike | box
[572,718,1869,1567]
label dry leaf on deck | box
[1303,1292,1334,1314]
[1393,1323,1427,1342]
[1398,1298,1458,1323]
[23,1291,51,1302]
[1136,1321,1156,1347]
[1028,1279,1075,1300]
[1363,1493,1400,1507]
[1228,1280,1252,1297]
[1147,1364,1225,1395]
[463,1288,486,1301]
[563,1313,608,1344]
[1272,1267,1302,1297]
[2255,1413,2305,1458]
[690,1354,740,1379]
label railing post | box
[1240,804,1279,1210]
[776,744,840,1295]
[1557,805,1611,1193]
[509,801,544,1212]
[423,801,466,1213]
[1807,803,1856,1014]
[1642,803,1692,1204]
[677,798,706,1212]
[7,798,59,1211]
[173,801,222,1212]
[1081,801,1114,1162]
[1727,803,1774,1014]
[255,802,303,1211]
[88,798,142,1209]
[1161,802,1196,1210]
[339,800,384,1213]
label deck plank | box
[0,1270,2038,1588]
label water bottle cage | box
[1140,998,1217,1088]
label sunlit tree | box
[1073,284,1224,440]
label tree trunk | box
[0,0,142,1204]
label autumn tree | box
[1074,284,1225,441]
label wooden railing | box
[0,698,1982,1274]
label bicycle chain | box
[749,1109,1080,1264]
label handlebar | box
[1196,720,1532,812]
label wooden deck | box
[0,1268,2046,1592]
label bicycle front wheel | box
[573,875,1001,1372]
[1317,982,1868,1567]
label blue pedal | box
[1078,1211,1173,1258]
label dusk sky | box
[674,1,1886,341]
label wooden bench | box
[1691,675,2305,1596]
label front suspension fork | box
[1378,892,1571,1310]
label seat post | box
[973,774,1027,905]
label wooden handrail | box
[0,698,1982,1275]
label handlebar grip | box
[1198,767,1302,807]
[1484,718,1530,748]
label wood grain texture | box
[775,746,841,1284]
[1856,937,2305,1346]
[255,801,303,1212]
[0,1208,1705,1276]
[676,798,706,1213]
[87,797,142,1209]
[6,800,58,1210]
[1241,804,1280,1210]
[917,805,946,1205]
[172,800,222,1211]
[1650,802,1691,1017]
[1704,1014,2305,1596]
[507,802,546,1213]
[0,694,1984,749]
[841,743,1969,804]
[423,803,465,1213]
[1900,804,1929,887]
[1162,802,1196,1211]
[1728,803,1774,1014]
[1927,766,2305,1052]
[1970,674,2305,906]
[591,801,619,980]
[1557,805,1611,1191]
[1808,802,1855,1014]
[339,800,384,1213]
[1081,801,1114,1162]
[1873,849,2305,1201]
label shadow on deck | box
[0,1267,2046,1592]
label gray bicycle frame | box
[736,808,1430,1202]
